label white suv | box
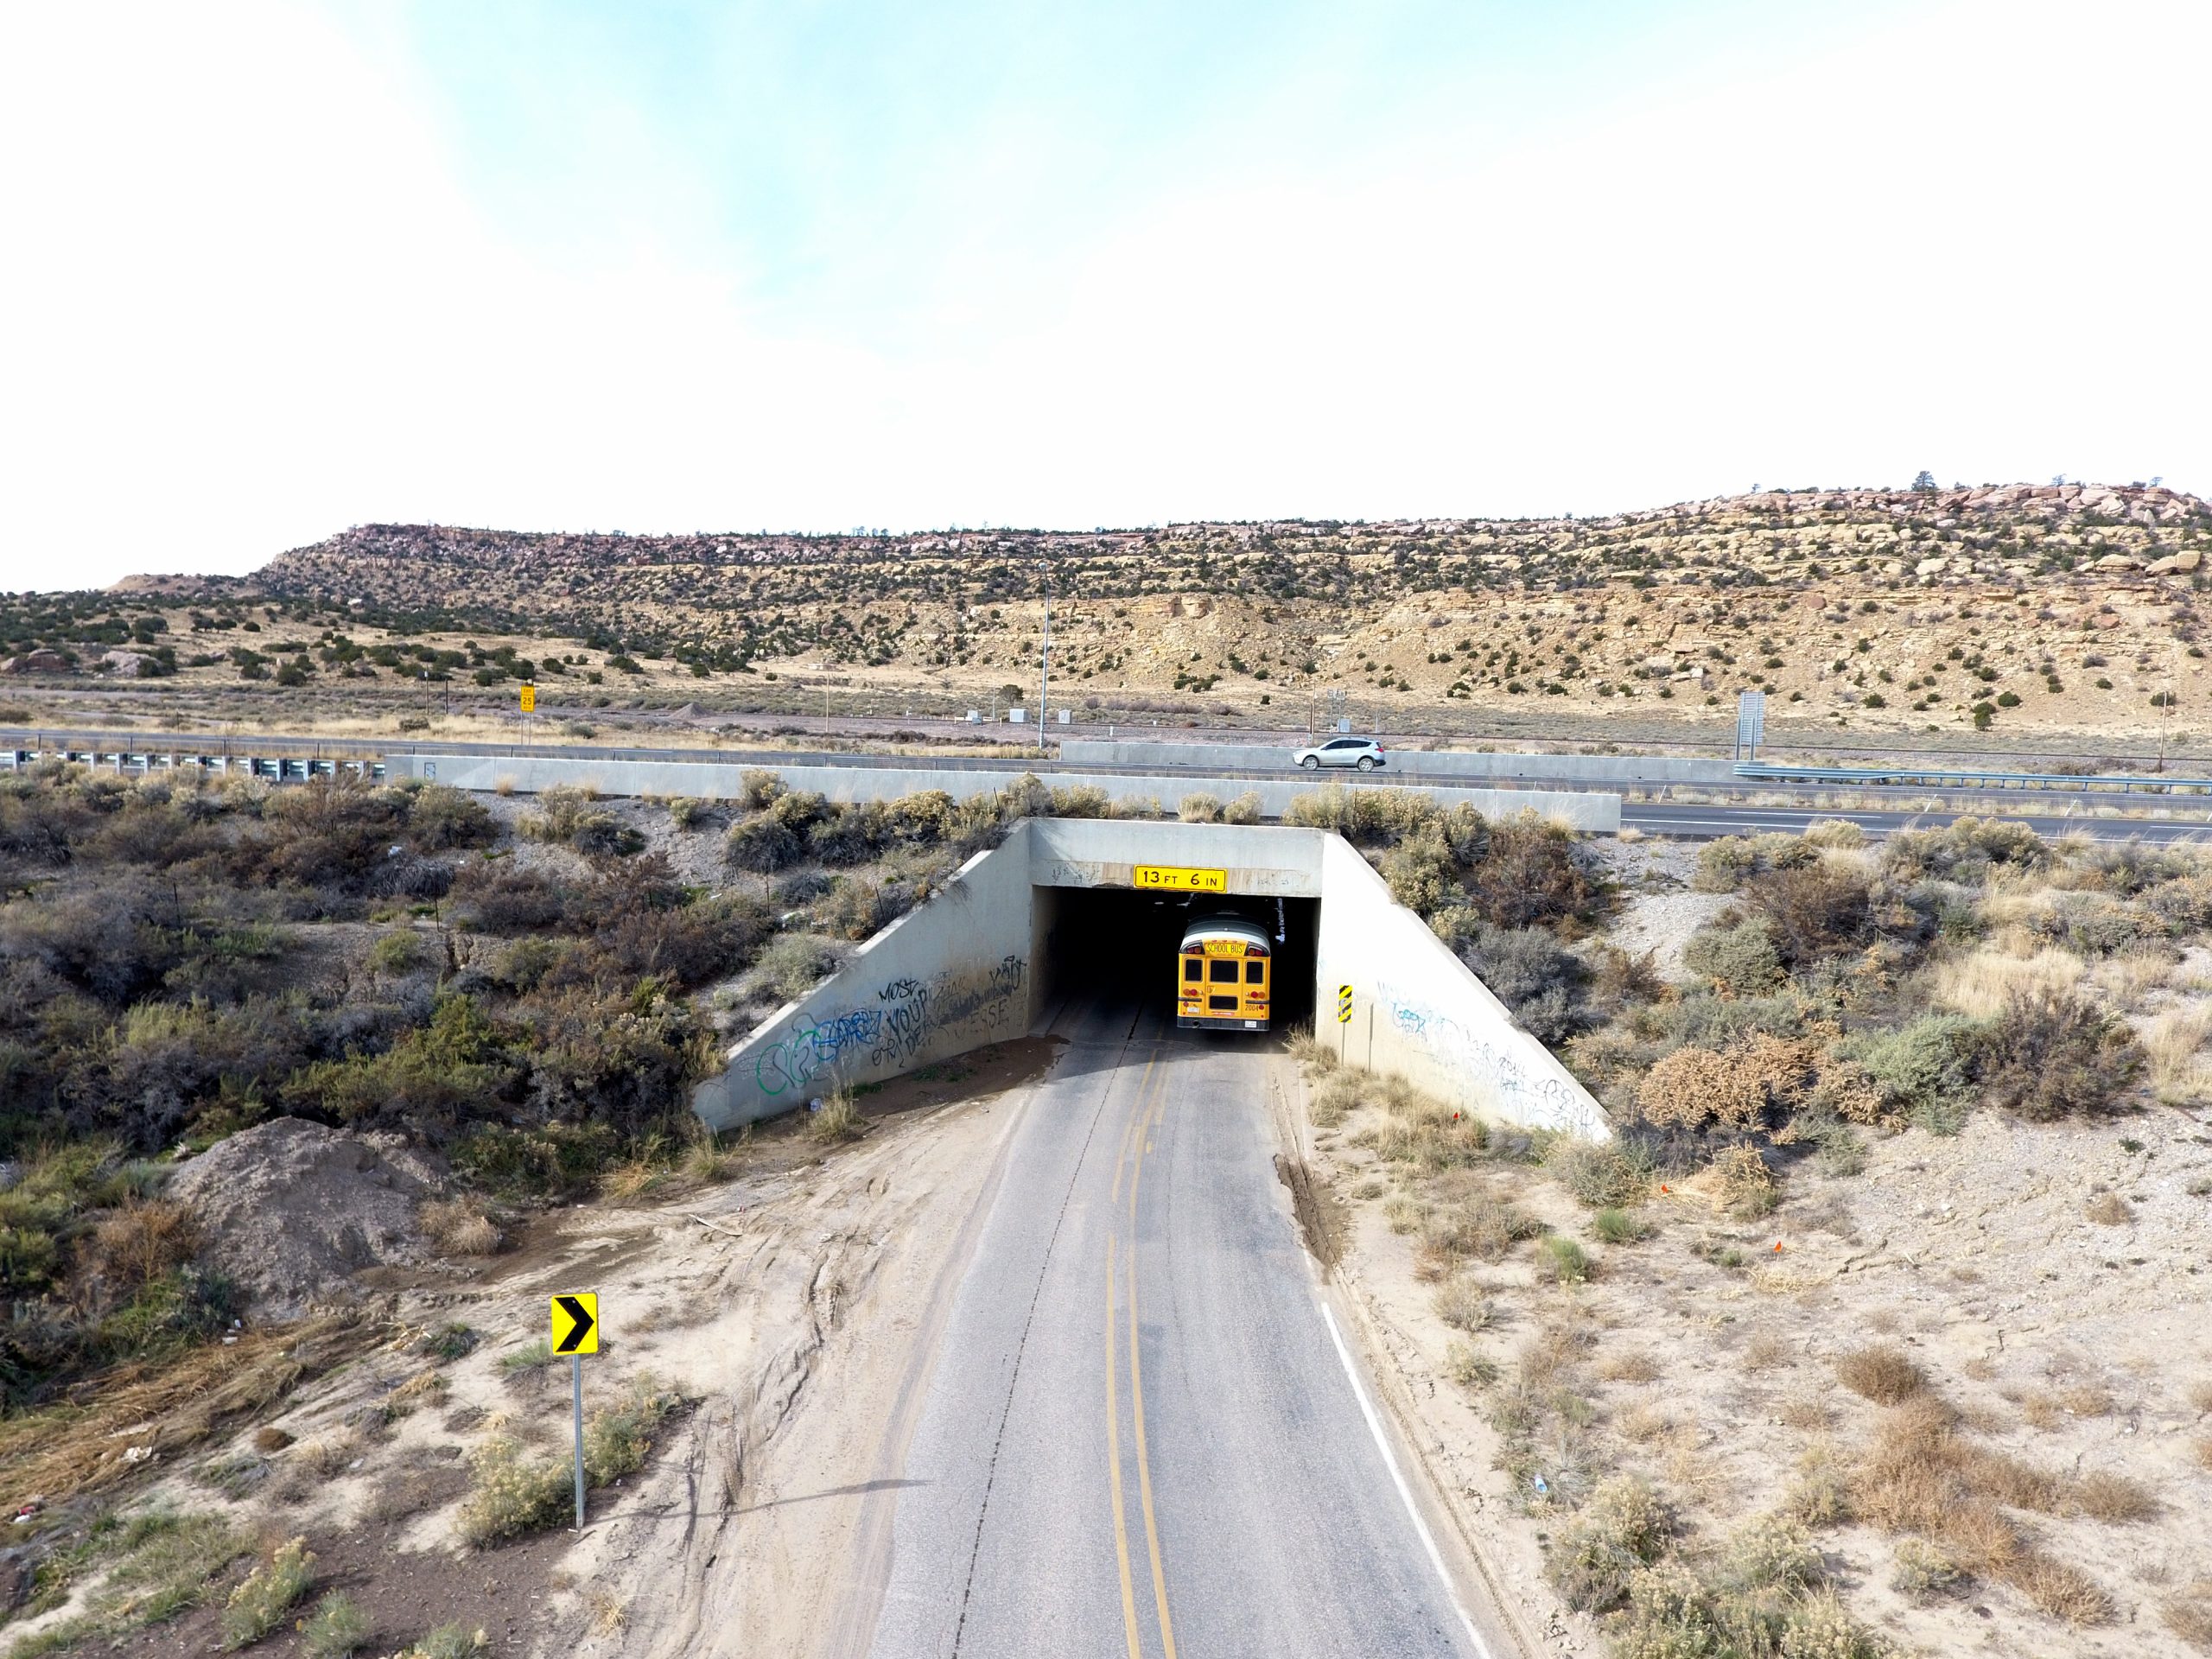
[1292,736,1386,771]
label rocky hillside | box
[232,484,2212,741]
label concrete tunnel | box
[692,817,1609,1140]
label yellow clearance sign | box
[1134,865,1227,893]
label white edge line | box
[1319,1300,1493,1659]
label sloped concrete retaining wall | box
[1315,835,1611,1140]
[692,822,1041,1131]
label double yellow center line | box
[1106,1058,1179,1659]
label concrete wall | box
[692,822,1040,1130]
[692,812,1611,1140]
[1314,835,1611,1141]
[385,753,1620,831]
[1060,740,1732,785]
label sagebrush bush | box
[747,934,843,1005]
[1681,918,1785,995]
[1694,832,1815,893]
[1456,924,1589,1043]
[301,1590,372,1658]
[1744,863,1872,967]
[1546,1477,1673,1611]
[219,1535,316,1649]
[1542,1137,1645,1208]
[1839,1014,1981,1120]
[1834,1343,1927,1404]
[1882,816,2049,885]
[1976,989,2142,1121]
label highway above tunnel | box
[837,993,1505,1659]
[12,724,2212,842]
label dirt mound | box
[168,1118,448,1319]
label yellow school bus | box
[1176,913,1271,1032]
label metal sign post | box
[550,1293,599,1529]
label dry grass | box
[2193,1435,2212,1473]
[1777,1394,1832,1432]
[1615,1402,1674,1444]
[1430,1276,1493,1332]
[2163,1583,2212,1650]
[2144,1004,2212,1097]
[806,1090,866,1145]
[296,1428,365,1481]
[2075,1468,2159,1522]
[2083,1191,2135,1225]
[1740,1331,1793,1373]
[2187,1377,2212,1414]
[1834,1343,1929,1404]
[2013,1556,2115,1627]
[418,1197,502,1256]
[0,1315,379,1515]
[1596,1350,1661,1384]
[1927,943,2087,1018]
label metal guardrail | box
[1733,761,2212,795]
[0,748,385,783]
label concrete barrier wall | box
[693,822,1040,1130]
[1060,740,1732,785]
[385,753,1620,832]
[1314,836,1611,1141]
[1027,817,1325,895]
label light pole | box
[1037,561,1052,753]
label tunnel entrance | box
[1033,885,1319,1037]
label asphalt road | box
[858,995,1498,1659]
[14,726,2212,840]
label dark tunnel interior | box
[1033,886,1319,1036]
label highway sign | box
[1134,864,1228,893]
[551,1293,598,1355]
[1735,690,1764,760]
[1337,984,1353,1024]
[519,683,537,713]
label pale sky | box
[2,0,2205,592]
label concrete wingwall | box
[1314,836,1612,1141]
[691,814,1611,1140]
[385,753,1620,831]
[692,821,1040,1130]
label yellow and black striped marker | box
[1336,984,1353,1025]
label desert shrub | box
[1044,784,1110,818]
[819,877,908,942]
[1456,924,1589,1043]
[366,931,425,976]
[452,1121,622,1200]
[1591,1207,1647,1244]
[1636,1033,1817,1131]
[1432,1276,1492,1332]
[2027,891,2164,957]
[1694,832,1815,893]
[1546,1477,1673,1611]
[1744,863,1871,967]
[1464,814,1605,931]
[1681,918,1785,995]
[1707,1144,1777,1217]
[2014,1557,2115,1627]
[736,769,785,810]
[219,1535,315,1649]
[448,862,567,933]
[397,1624,487,1659]
[1357,1084,1491,1169]
[666,797,712,830]
[1888,1538,1961,1604]
[301,1591,372,1658]
[285,994,518,1131]
[2074,1468,2158,1522]
[1176,792,1223,823]
[1882,816,2049,885]
[1223,791,1262,825]
[1975,989,2142,1121]
[725,812,802,875]
[418,1320,480,1362]
[460,1373,676,1545]
[1834,1343,1927,1404]
[1420,1187,1541,1262]
[1380,828,1460,918]
[2142,873,2212,934]
[1539,1235,1591,1283]
[402,785,495,851]
[1543,1137,1646,1208]
[1802,818,1866,849]
[1838,1014,1981,1126]
[748,934,842,1004]
[420,1197,501,1256]
[82,1198,199,1292]
[807,1091,866,1144]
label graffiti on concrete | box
[1381,983,1602,1137]
[751,954,1029,1098]
[753,1007,883,1098]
